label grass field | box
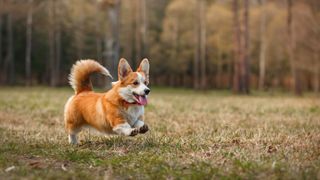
[0,87,319,179]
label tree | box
[106,0,121,78]
[95,1,103,63]
[134,0,142,66]
[194,0,207,89]
[196,0,207,90]
[48,0,56,86]
[140,0,148,60]
[55,1,61,86]
[258,0,267,90]
[4,7,15,84]
[243,0,250,93]
[232,0,241,93]
[25,0,33,86]
[0,15,2,77]
[302,0,320,92]
[232,0,250,94]
[287,0,302,95]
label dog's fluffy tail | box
[69,59,112,94]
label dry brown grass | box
[0,87,319,179]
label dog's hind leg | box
[67,127,81,144]
[68,134,77,144]
[65,117,82,144]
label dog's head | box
[116,58,150,106]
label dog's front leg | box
[134,116,149,134]
[113,122,139,136]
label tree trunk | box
[217,35,222,88]
[194,0,201,90]
[141,0,148,59]
[95,2,104,87]
[107,0,121,79]
[76,8,84,60]
[0,15,2,73]
[55,1,61,86]
[232,0,241,93]
[25,0,33,86]
[130,0,136,68]
[242,0,250,94]
[287,0,302,95]
[135,0,141,63]
[48,0,56,87]
[233,0,250,94]
[96,36,102,61]
[258,0,267,90]
[4,12,15,84]
[199,0,206,90]
[314,53,319,92]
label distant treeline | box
[0,0,319,95]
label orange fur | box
[64,59,150,143]
[68,59,112,94]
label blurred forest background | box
[0,0,319,95]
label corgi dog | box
[64,58,150,144]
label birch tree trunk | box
[25,0,33,86]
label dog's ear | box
[137,58,150,84]
[118,58,132,81]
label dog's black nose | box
[144,89,150,95]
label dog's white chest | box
[123,105,144,126]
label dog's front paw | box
[129,128,139,136]
[139,124,149,134]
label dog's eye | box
[144,81,147,85]
[133,81,139,85]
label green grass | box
[0,87,319,179]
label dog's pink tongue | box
[138,96,148,105]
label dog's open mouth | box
[133,92,148,106]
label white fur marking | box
[132,73,148,95]
[119,86,135,103]
[123,105,144,126]
[113,123,134,136]
[68,134,77,144]
[133,120,144,128]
